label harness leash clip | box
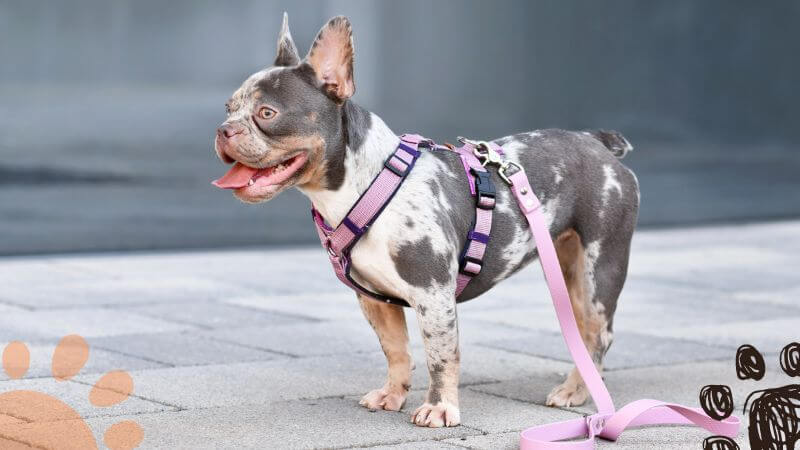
[497,160,522,185]
[459,136,521,185]
[458,136,497,160]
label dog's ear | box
[305,16,355,101]
[274,12,300,67]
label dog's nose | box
[217,124,243,139]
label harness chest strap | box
[311,134,431,307]
[312,133,493,304]
[502,167,741,448]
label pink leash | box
[492,156,742,448]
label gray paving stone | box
[455,346,573,385]
[63,248,330,282]
[0,340,166,381]
[64,247,344,296]
[224,291,366,321]
[82,349,526,411]
[201,317,542,358]
[0,376,175,419]
[0,302,25,312]
[644,316,800,352]
[0,308,195,340]
[442,427,747,450]
[121,301,316,329]
[479,329,734,370]
[732,284,800,307]
[593,426,746,449]
[348,388,578,437]
[629,242,789,276]
[84,398,481,449]
[466,371,566,407]
[0,276,261,309]
[0,220,798,448]
[454,277,552,312]
[0,258,100,288]
[651,266,798,295]
[200,320,381,357]
[73,354,417,410]
[79,388,577,449]
[369,440,465,449]
[445,390,578,434]
[457,302,563,334]
[619,276,800,317]
[442,432,519,449]
[474,359,791,418]
[91,332,284,367]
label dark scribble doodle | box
[736,344,766,381]
[702,343,800,450]
[744,384,800,450]
[703,435,740,450]
[700,384,734,420]
[780,342,800,378]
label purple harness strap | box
[452,142,501,297]
[311,134,740,447]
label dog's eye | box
[258,107,277,120]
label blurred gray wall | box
[1,1,799,254]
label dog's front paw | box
[359,387,407,411]
[546,381,589,407]
[411,401,460,427]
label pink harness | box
[312,134,741,448]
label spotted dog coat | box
[214,14,640,428]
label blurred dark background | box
[1,0,798,255]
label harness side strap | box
[454,146,496,297]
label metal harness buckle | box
[458,136,521,185]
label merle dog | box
[213,14,639,428]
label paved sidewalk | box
[1,221,799,449]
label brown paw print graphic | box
[700,342,800,450]
[1,335,143,450]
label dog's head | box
[213,14,355,203]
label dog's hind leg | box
[545,227,629,407]
[357,294,413,411]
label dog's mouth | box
[212,152,308,195]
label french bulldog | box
[213,14,639,428]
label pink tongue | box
[212,162,261,189]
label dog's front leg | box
[410,296,461,427]
[357,294,413,411]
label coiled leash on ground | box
[312,134,741,448]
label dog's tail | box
[586,130,633,159]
